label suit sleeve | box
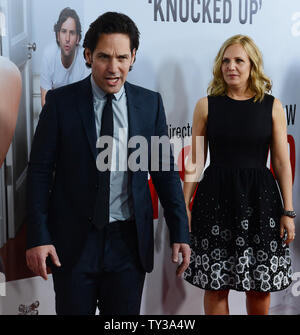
[26,90,58,249]
[149,93,190,245]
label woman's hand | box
[280,215,295,245]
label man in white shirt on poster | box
[40,7,90,107]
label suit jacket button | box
[96,184,99,189]
[88,217,93,222]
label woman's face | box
[221,43,252,90]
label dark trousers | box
[52,221,146,315]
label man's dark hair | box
[83,12,140,70]
[54,7,82,45]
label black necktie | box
[93,94,114,230]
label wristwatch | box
[282,209,297,218]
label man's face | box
[57,17,79,58]
[85,33,136,94]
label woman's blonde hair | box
[207,34,272,102]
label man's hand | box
[40,87,48,107]
[26,245,61,280]
[172,243,191,277]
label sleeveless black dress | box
[184,94,293,292]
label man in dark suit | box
[26,12,190,315]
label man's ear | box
[56,32,60,46]
[84,48,93,66]
[131,48,136,65]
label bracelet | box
[282,209,296,218]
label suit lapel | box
[76,75,98,159]
[125,81,151,194]
[125,81,143,141]
[75,79,146,161]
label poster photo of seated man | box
[40,7,90,107]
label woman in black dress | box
[183,35,295,315]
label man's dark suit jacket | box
[26,76,189,273]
